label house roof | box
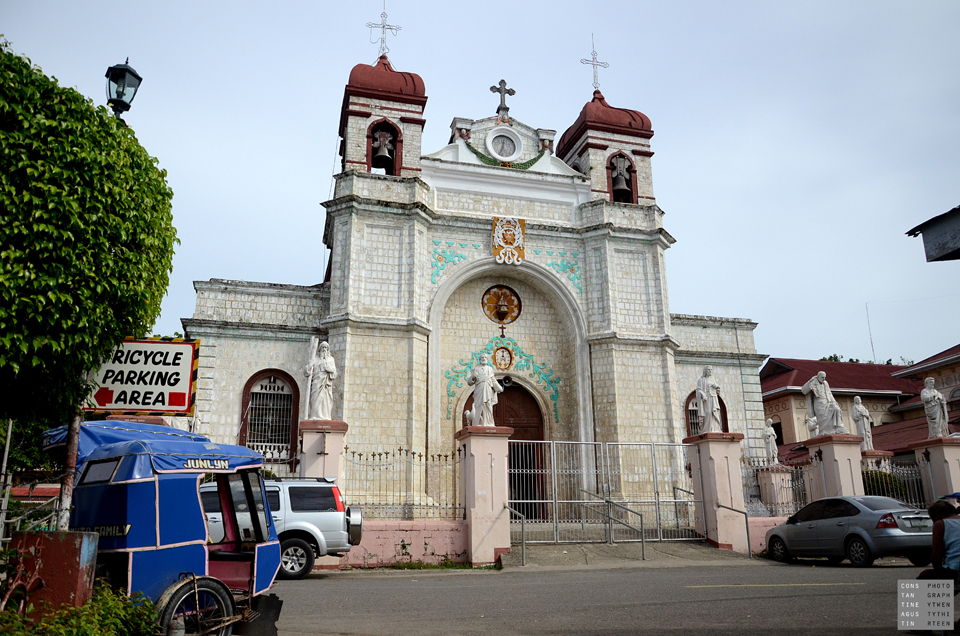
[760,358,921,397]
[871,409,960,454]
[907,204,960,236]
[892,343,960,378]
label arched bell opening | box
[607,151,637,204]
[366,118,403,176]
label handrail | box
[716,502,752,559]
[577,489,645,560]
[503,503,526,566]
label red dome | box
[346,55,426,102]
[556,90,653,158]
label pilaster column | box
[455,425,513,567]
[805,434,865,497]
[909,437,960,501]
[683,432,749,554]
[299,420,349,481]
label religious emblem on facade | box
[481,285,522,327]
[493,346,513,371]
[493,217,525,265]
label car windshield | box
[853,496,912,511]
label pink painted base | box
[330,520,469,569]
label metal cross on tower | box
[490,79,515,119]
[367,1,401,58]
[580,34,609,91]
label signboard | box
[85,338,200,416]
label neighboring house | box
[760,358,921,447]
[906,204,960,262]
[871,344,960,454]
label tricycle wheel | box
[278,538,315,580]
[158,577,234,636]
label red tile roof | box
[871,410,960,453]
[761,358,921,396]
[892,343,960,378]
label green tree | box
[0,43,176,470]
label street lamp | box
[105,58,142,117]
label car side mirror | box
[787,515,797,525]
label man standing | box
[466,353,504,427]
[801,371,847,435]
[922,377,950,439]
[850,396,873,450]
[696,366,723,434]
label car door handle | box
[209,519,221,524]
[272,515,281,520]
[836,522,845,526]
[807,524,815,529]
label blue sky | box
[4,0,958,364]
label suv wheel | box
[278,538,315,580]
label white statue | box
[696,366,723,434]
[850,396,874,451]
[922,377,949,439]
[465,353,503,427]
[304,340,337,420]
[763,419,779,464]
[806,415,819,437]
[801,371,848,435]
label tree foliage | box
[0,43,176,462]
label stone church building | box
[181,55,767,467]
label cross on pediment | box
[580,34,609,91]
[490,79,515,119]
[367,1,401,59]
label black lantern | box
[105,58,142,116]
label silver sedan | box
[766,496,932,567]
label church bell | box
[612,173,630,196]
[371,131,395,170]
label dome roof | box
[556,90,653,158]
[346,55,426,102]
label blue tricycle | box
[44,420,282,635]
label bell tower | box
[555,90,655,205]
[338,55,427,177]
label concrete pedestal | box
[682,432,749,554]
[861,449,894,472]
[805,434,865,498]
[455,426,513,567]
[757,466,795,514]
[10,532,98,615]
[299,420,349,481]
[909,437,960,501]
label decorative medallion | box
[482,285,522,325]
[493,347,513,371]
[493,217,525,265]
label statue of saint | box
[801,372,848,435]
[696,366,723,434]
[465,353,503,427]
[763,419,779,464]
[806,415,819,437]
[850,396,873,451]
[922,377,949,439]
[305,340,337,420]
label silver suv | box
[201,477,362,579]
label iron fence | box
[861,455,930,509]
[340,446,464,520]
[742,456,825,517]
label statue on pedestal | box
[850,396,874,451]
[922,377,949,439]
[801,372,848,435]
[305,339,337,421]
[806,415,819,437]
[696,366,723,434]
[763,419,779,464]
[465,353,503,427]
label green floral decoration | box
[547,259,582,294]
[431,247,467,283]
[444,335,561,422]
[462,141,547,171]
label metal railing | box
[716,502,751,558]
[340,446,464,520]
[503,503,526,566]
[742,456,824,517]
[861,455,929,509]
[1,497,61,542]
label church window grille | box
[240,369,300,464]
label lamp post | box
[105,58,142,118]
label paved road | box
[273,554,924,635]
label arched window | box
[950,388,960,409]
[366,119,403,176]
[607,152,637,204]
[769,415,784,446]
[684,391,729,437]
[239,369,300,465]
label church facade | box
[180,55,767,468]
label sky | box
[4,0,958,366]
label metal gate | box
[508,441,703,544]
